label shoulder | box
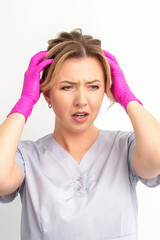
[100,129,134,143]
[17,134,54,154]
[98,129,135,153]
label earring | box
[48,103,52,109]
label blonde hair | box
[41,28,114,103]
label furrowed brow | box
[59,80,101,84]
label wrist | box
[119,92,143,113]
[7,112,26,120]
[7,97,34,123]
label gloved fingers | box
[103,49,121,68]
[37,59,54,72]
[28,51,48,68]
[104,52,124,74]
[106,57,120,73]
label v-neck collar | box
[49,129,102,172]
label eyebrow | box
[59,80,101,84]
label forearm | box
[0,113,25,180]
[127,101,160,168]
[103,50,160,176]
[0,51,52,192]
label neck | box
[52,122,100,153]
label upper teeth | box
[75,114,85,116]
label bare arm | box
[103,50,160,179]
[0,113,25,195]
[127,101,160,179]
[0,51,53,195]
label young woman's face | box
[45,57,105,133]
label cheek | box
[50,91,63,106]
[93,101,103,113]
[91,93,104,109]
[51,93,70,116]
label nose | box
[73,87,87,107]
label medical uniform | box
[0,129,160,240]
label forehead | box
[54,57,105,83]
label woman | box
[0,29,160,240]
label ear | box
[43,91,51,105]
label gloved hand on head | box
[7,51,53,122]
[103,49,143,113]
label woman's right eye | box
[61,86,72,90]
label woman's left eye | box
[89,85,99,90]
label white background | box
[0,0,160,239]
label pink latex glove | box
[103,50,143,112]
[7,51,53,122]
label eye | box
[61,86,72,90]
[89,85,99,90]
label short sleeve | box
[127,131,160,188]
[0,144,25,203]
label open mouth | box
[72,113,88,118]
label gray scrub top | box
[0,129,160,240]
